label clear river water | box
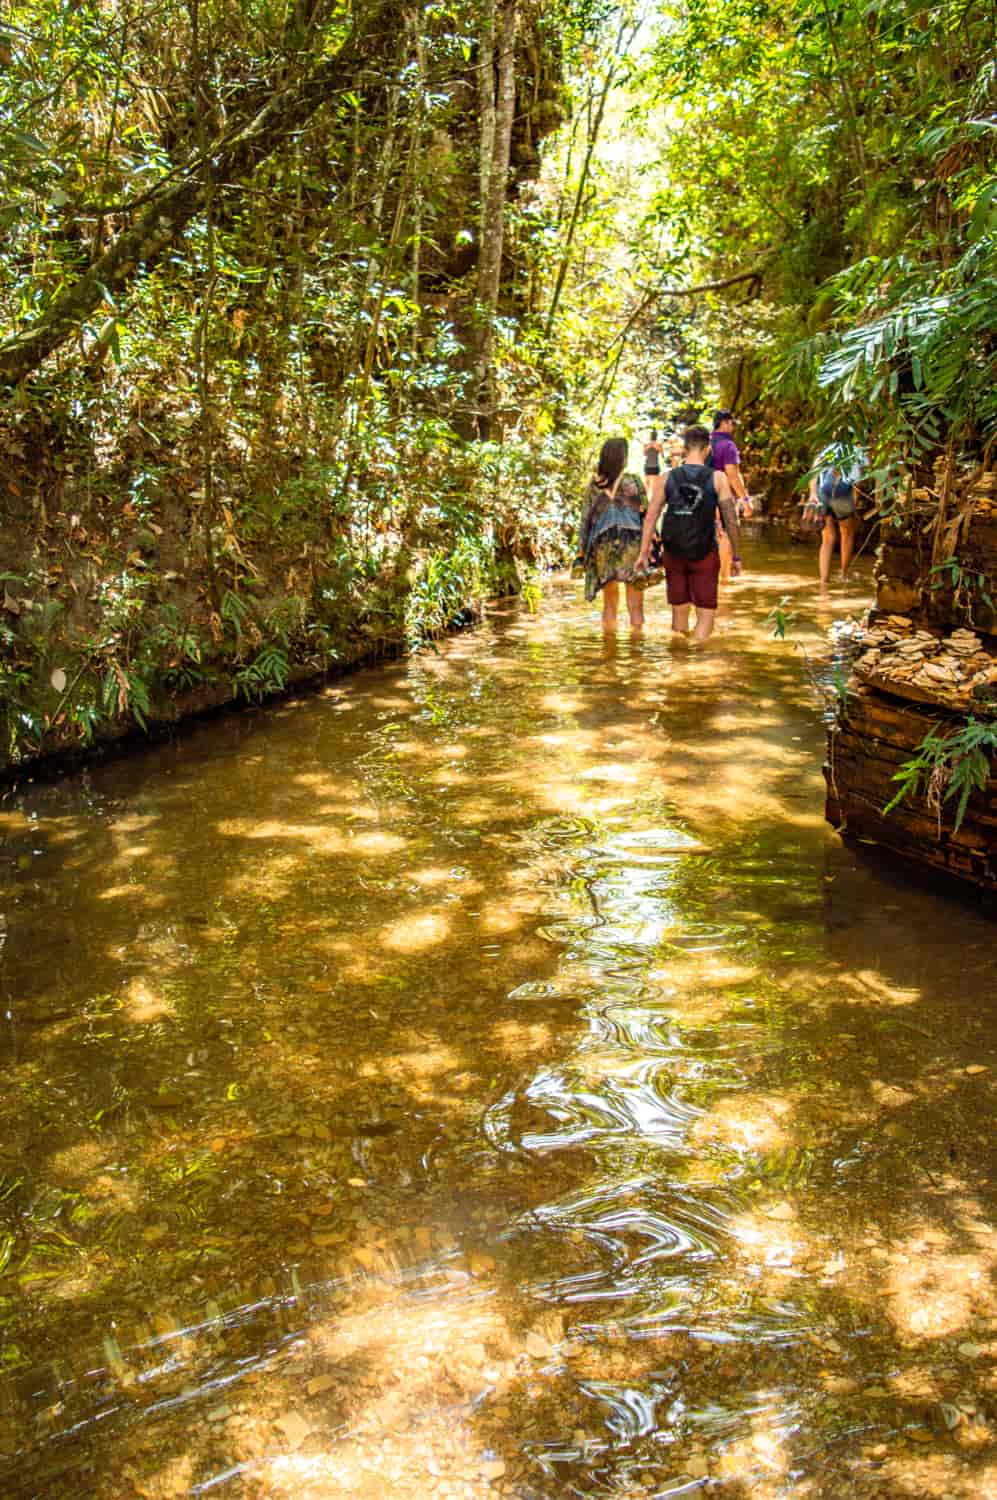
[2,532,996,1499]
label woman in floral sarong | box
[575,437,648,631]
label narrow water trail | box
[2,534,997,1500]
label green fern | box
[884,715,997,834]
[220,588,249,638]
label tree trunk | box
[0,0,394,389]
[472,0,516,439]
[409,6,426,346]
[477,0,496,239]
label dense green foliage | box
[0,0,615,764]
[640,0,997,479]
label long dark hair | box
[595,437,628,489]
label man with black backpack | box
[636,425,743,641]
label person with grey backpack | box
[807,443,864,587]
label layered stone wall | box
[826,468,997,890]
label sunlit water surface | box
[2,534,996,1499]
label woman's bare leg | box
[671,604,691,635]
[602,580,619,631]
[819,516,837,587]
[839,517,856,579]
[626,583,645,630]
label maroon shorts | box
[661,547,720,610]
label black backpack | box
[660,465,717,561]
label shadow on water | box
[1,534,996,1497]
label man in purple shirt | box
[708,411,751,582]
[709,411,750,512]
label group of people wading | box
[576,413,751,641]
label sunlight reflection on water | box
[3,538,996,1498]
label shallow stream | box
[2,534,996,1499]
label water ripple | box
[483,1066,704,1155]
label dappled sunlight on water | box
[1,535,997,1497]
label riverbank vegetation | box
[1,0,995,770]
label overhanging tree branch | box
[641,264,771,300]
[600,262,771,362]
[0,1,395,388]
